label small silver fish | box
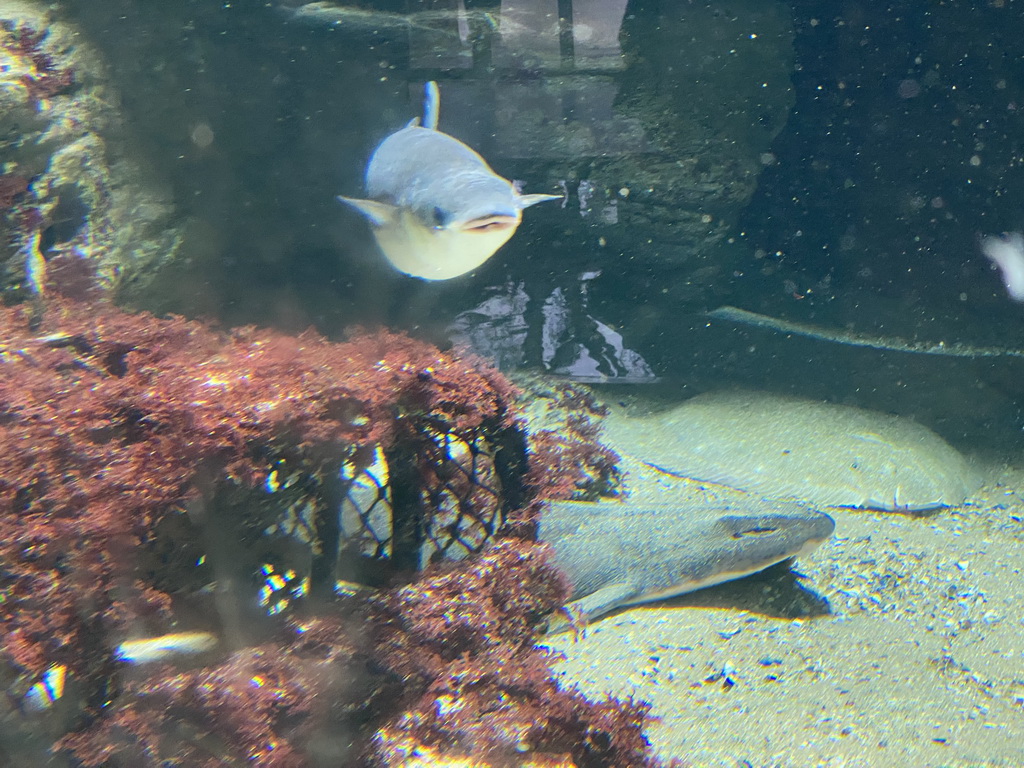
[21,227,47,296]
[23,664,66,712]
[114,631,218,665]
[339,81,560,280]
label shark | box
[114,493,834,673]
[281,2,500,35]
[338,81,560,280]
[539,498,835,632]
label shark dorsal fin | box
[422,80,440,131]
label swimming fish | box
[114,631,218,665]
[981,232,1024,301]
[339,81,561,280]
[23,664,66,712]
[540,498,835,632]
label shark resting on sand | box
[339,81,560,280]
[107,498,835,668]
[539,498,835,633]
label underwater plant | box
[367,539,657,767]
[0,285,665,766]
[524,382,624,502]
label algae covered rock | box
[0,0,187,302]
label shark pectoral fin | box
[336,196,399,227]
[547,582,639,634]
[518,193,563,209]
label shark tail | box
[422,80,440,130]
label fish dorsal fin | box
[422,80,440,130]
[336,195,399,226]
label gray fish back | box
[366,128,519,222]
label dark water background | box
[61,0,1024,455]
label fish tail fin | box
[422,80,440,130]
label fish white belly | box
[374,208,519,280]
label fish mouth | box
[456,214,520,233]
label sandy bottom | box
[542,448,1024,767]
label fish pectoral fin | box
[336,196,399,226]
[518,192,563,209]
[546,582,639,634]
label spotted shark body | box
[339,81,560,280]
[540,499,835,631]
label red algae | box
[0,292,667,767]
[1,23,75,106]
[368,541,658,767]
[526,383,623,501]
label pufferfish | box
[338,81,560,280]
